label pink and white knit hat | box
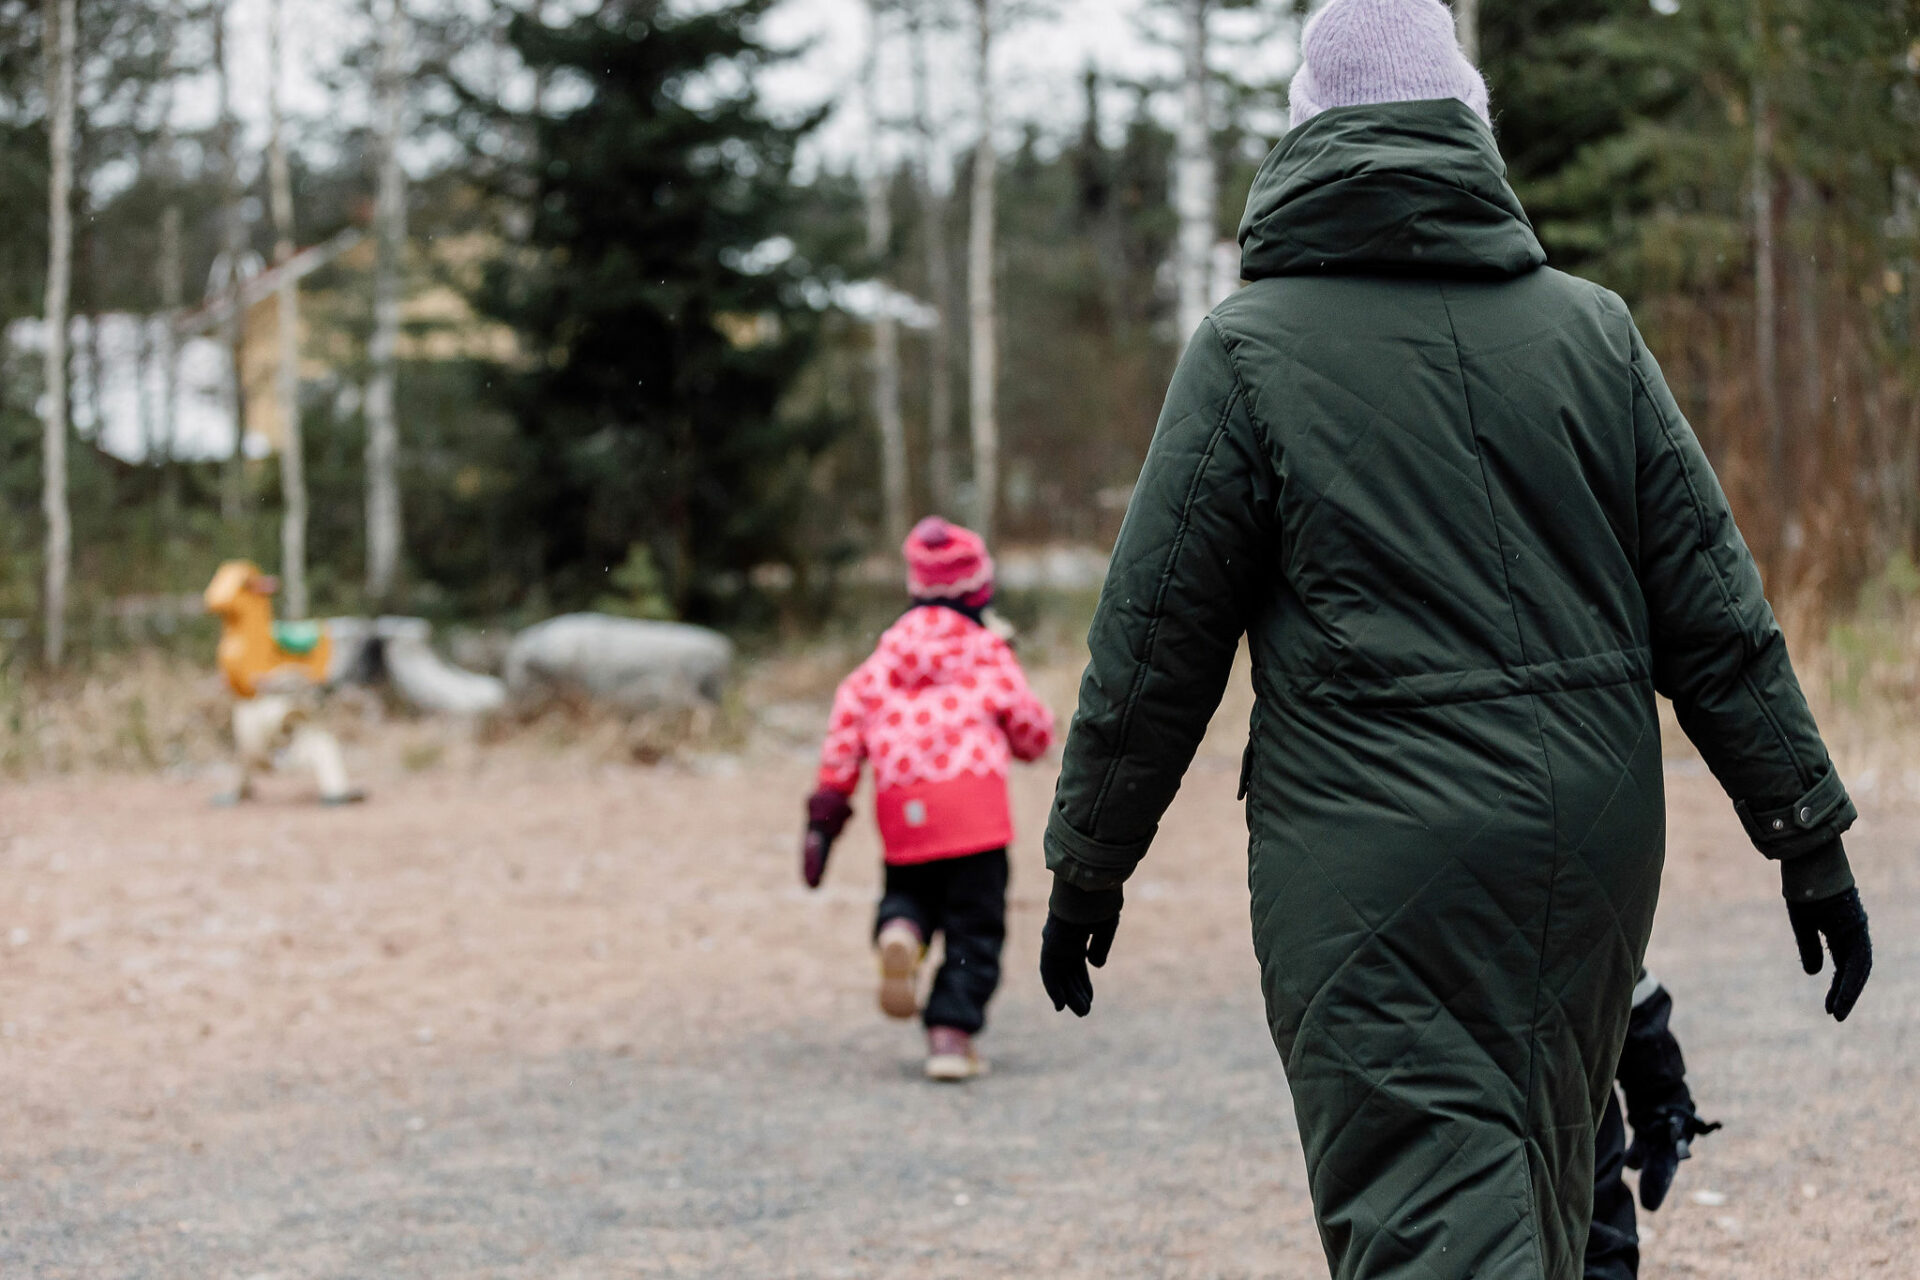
[1288,0,1491,131]
[904,516,994,606]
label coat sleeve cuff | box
[1734,767,1857,860]
[1779,838,1855,904]
[1049,876,1124,924]
[1043,809,1152,893]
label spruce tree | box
[484,0,831,616]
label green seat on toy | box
[272,620,324,656]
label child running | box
[801,517,1054,1081]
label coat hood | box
[1237,98,1545,280]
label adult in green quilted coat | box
[1035,2,1874,1277]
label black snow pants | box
[874,847,1007,1034]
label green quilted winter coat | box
[1044,100,1857,1280]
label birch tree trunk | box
[967,0,998,540]
[156,0,184,522]
[1788,169,1829,526]
[1174,0,1216,341]
[158,206,182,515]
[83,235,103,443]
[1789,173,1824,424]
[135,284,153,463]
[530,0,553,120]
[910,0,956,514]
[130,55,158,468]
[1750,7,1786,529]
[1453,0,1478,65]
[365,0,408,606]
[40,0,75,667]
[214,0,248,523]
[268,0,309,618]
[863,1,910,544]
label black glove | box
[1616,978,1720,1211]
[1625,1104,1722,1211]
[1787,886,1872,1021]
[1039,878,1122,1017]
[801,789,851,889]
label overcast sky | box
[757,0,1303,177]
[195,0,1302,184]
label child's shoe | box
[924,1025,986,1081]
[876,919,924,1020]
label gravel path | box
[1,697,1914,1278]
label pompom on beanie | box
[1289,0,1491,131]
[904,517,994,607]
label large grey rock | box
[324,616,508,716]
[379,618,508,715]
[505,614,733,713]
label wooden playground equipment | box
[203,560,363,805]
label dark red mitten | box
[801,789,852,889]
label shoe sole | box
[877,932,920,1020]
[924,1053,987,1082]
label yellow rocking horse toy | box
[204,560,364,805]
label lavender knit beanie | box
[1289,0,1491,130]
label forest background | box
[1,0,1917,763]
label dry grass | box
[0,647,231,777]
[1806,559,1920,806]
[2,576,1916,796]
[0,646,756,781]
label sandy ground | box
[1,673,1916,1279]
